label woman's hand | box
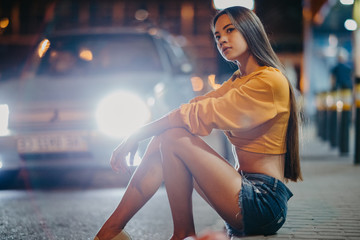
[109,115,171,174]
[110,136,139,174]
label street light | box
[344,19,358,31]
[340,0,354,5]
[213,0,254,10]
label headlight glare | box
[95,91,151,138]
[0,104,9,136]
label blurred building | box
[302,0,357,116]
[0,0,303,81]
[1,0,357,118]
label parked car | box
[0,26,195,181]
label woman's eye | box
[215,35,220,40]
[227,28,235,33]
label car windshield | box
[36,33,163,77]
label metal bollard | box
[355,80,360,164]
[326,91,338,147]
[338,89,352,155]
[315,92,325,139]
[330,91,339,148]
[318,92,328,141]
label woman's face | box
[214,14,249,63]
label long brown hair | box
[213,7,302,182]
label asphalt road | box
[0,131,228,240]
[0,169,223,240]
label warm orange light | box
[313,12,324,25]
[299,74,308,94]
[208,74,221,90]
[79,49,93,61]
[181,3,194,19]
[38,39,50,58]
[148,28,158,36]
[135,9,149,21]
[302,8,312,22]
[191,76,204,92]
[0,18,9,29]
[50,51,58,58]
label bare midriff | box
[235,147,285,182]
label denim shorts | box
[225,172,293,236]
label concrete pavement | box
[1,124,360,240]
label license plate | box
[17,133,88,154]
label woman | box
[94,6,302,240]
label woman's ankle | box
[96,224,124,239]
[170,232,196,240]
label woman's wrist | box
[128,129,142,144]
[127,114,173,144]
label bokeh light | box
[213,0,254,10]
[79,48,93,61]
[208,74,221,90]
[340,0,354,5]
[191,76,204,92]
[344,19,357,31]
[38,39,50,58]
[0,18,9,29]
[135,9,149,21]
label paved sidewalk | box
[229,124,360,239]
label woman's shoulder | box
[255,66,285,78]
[252,66,288,87]
[231,66,288,90]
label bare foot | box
[184,230,229,240]
[95,225,123,240]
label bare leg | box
[160,128,243,237]
[96,137,164,239]
[96,128,243,239]
[162,141,196,240]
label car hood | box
[1,72,168,109]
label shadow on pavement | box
[1,168,131,190]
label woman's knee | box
[143,136,162,157]
[159,128,191,149]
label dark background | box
[0,0,355,97]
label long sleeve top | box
[168,66,290,154]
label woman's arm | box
[110,114,173,173]
[189,77,232,103]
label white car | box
[0,27,195,182]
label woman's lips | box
[222,47,231,54]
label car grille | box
[20,152,93,160]
[10,109,96,131]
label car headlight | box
[95,91,151,138]
[0,104,9,136]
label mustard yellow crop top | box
[168,66,290,154]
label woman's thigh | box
[160,128,243,229]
